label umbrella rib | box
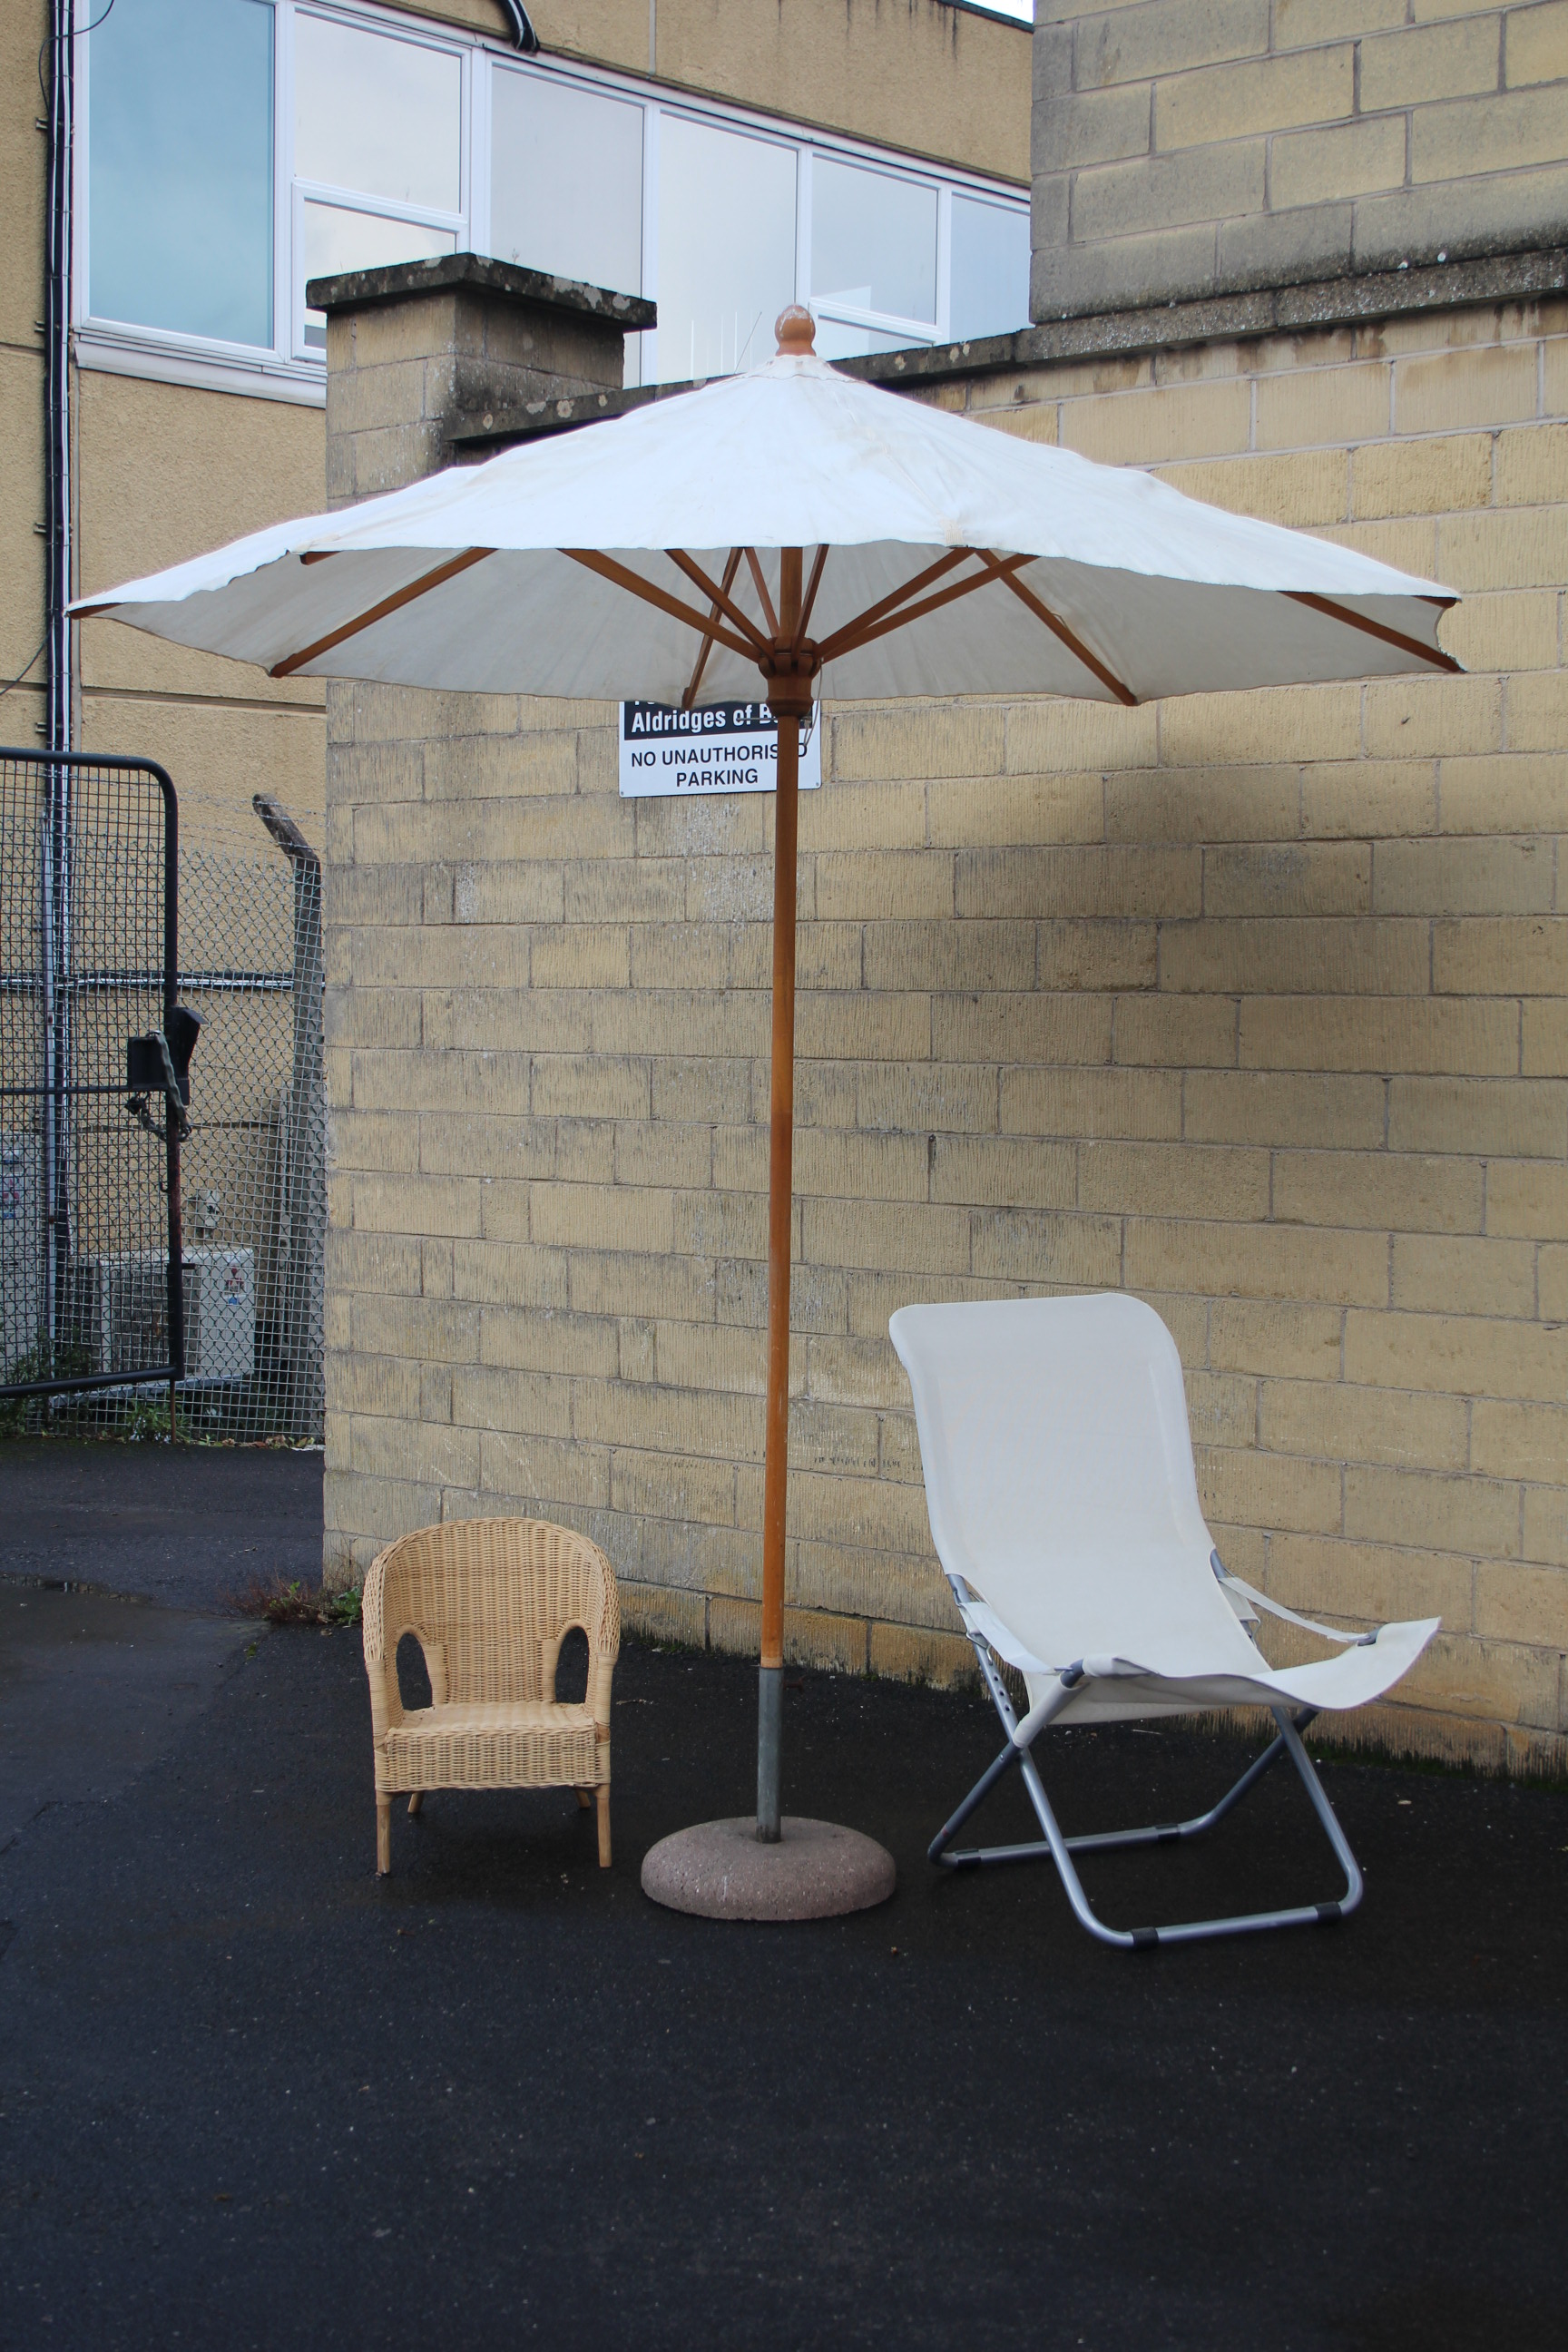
[796,545,828,649]
[814,547,977,665]
[976,554,1139,707]
[681,548,744,710]
[742,548,779,640]
[269,547,495,678]
[667,551,771,654]
[817,553,1032,665]
[1284,590,1461,673]
[564,549,758,661]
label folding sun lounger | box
[889,1293,1439,1949]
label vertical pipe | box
[758,549,803,1844]
[41,2,74,1368]
[162,769,183,1437]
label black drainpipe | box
[44,0,74,756]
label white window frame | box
[74,0,1028,407]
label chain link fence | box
[173,802,325,1439]
[2,773,326,1442]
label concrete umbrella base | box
[641,1817,897,1921]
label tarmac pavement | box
[0,1440,1564,2350]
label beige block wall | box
[324,291,1568,1776]
[1033,2,1568,319]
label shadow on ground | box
[0,1446,1564,2349]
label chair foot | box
[596,1784,612,1868]
[575,1788,592,1810]
[407,1791,423,1818]
[376,1797,391,1876]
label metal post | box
[163,773,183,1437]
[758,549,804,1845]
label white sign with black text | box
[618,700,822,797]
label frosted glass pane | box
[811,159,936,325]
[811,317,919,362]
[491,70,642,296]
[89,0,272,347]
[295,14,460,211]
[950,196,1030,341]
[300,207,456,346]
[657,119,796,382]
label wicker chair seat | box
[362,1516,621,1876]
[384,1700,602,1792]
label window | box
[88,0,274,349]
[950,196,1032,343]
[812,159,937,332]
[293,11,464,352]
[78,6,1029,398]
[491,69,642,300]
[658,120,797,382]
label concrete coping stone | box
[307,250,656,332]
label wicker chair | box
[361,1517,621,1877]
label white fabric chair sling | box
[889,1293,1438,1949]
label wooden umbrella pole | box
[758,547,808,1843]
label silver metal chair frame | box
[931,1573,1364,1950]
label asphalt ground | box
[1,1442,1565,2351]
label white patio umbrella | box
[75,308,1459,1911]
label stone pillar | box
[310,253,654,505]
[315,257,650,1582]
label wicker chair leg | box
[575,1787,592,1809]
[596,1785,612,1868]
[407,1791,424,1817]
[376,1797,392,1876]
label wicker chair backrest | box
[368,1518,619,1706]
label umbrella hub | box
[759,646,818,720]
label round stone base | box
[641,1816,897,1922]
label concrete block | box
[1155,45,1354,151]
[1124,1215,1387,1305]
[1184,1070,1387,1148]
[1354,165,1568,275]
[1032,224,1219,321]
[1506,1,1568,88]
[1260,1377,1469,1473]
[1410,84,1568,181]
[1073,142,1266,242]
[1269,117,1406,212]
[1209,1297,1345,1378]
[1359,18,1502,112]
[1352,433,1494,520]
[1161,917,1431,995]
[1344,1307,1568,1402]
[1433,916,1568,996]
[1273,1149,1484,1234]
[1112,996,1240,1069]
[1387,1075,1567,1159]
[1240,995,1520,1076]
[1079,1139,1269,1218]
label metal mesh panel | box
[1,749,176,1396]
[174,827,325,1439]
[1,756,325,1439]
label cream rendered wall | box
[1,3,50,748]
[320,288,1568,1779]
[75,374,327,854]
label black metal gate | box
[1,749,191,1408]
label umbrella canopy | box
[77,320,1455,710]
[74,307,1460,1879]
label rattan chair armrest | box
[360,1552,404,1740]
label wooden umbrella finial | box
[775,306,816,356]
